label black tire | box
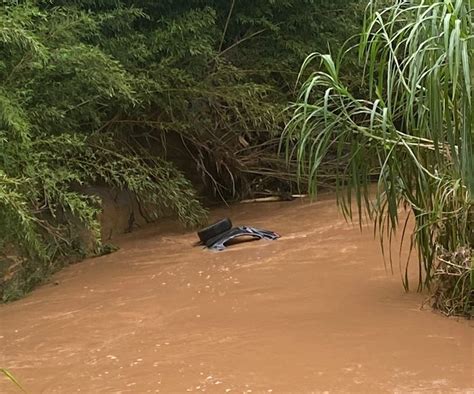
[197,218,232,243]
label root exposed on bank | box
[431,247,473,318]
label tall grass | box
[284,0,473,311]
[1,368,26,392]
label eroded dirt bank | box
[0,196,472,393]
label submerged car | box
[197,218,280,251]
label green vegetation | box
[0,0,364,300]
[0,368,26,392]
[5,0,468,316]
[285,0,473,316]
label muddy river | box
[0,196,472,393]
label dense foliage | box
[0,0,364,300]
[286,0,473,316]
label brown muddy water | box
[0,196,472,393]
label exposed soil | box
[0,196,472,393]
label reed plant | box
[284,0,473,315]
[1,368,26,392]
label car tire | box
[197,218,232,243]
